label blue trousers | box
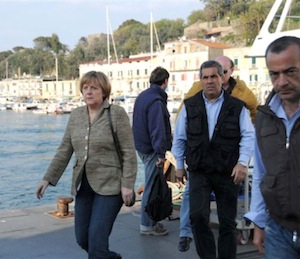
[265,215,300,259]
[179,175,193,238]
[138,151,160,230]
[189,171,239,259]
[75,173,123,259]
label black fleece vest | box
[184,91,244,174]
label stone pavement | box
[0,201,265,259]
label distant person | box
[132,66,172,236]
[172,60,254,258]
[36,71,137,259]
[245,36,300,258]
[175,55,258,252]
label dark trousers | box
[189,171,240,259]
[75,173,123,259]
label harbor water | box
[0,110,148,211]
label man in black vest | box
[245,36,300,258]
[172,60,254,259]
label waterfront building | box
[0,38,272,105]
[0,77,80,101]
[79,38,232,99]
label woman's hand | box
[121,187,134,206]
[36,180,49,199]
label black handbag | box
[108,105,135,207]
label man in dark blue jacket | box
[133,66,172,236]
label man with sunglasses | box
[175,55,258,253]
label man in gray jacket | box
[245,36,300,258]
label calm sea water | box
[0,110,146,211]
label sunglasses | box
[223,67,232,74]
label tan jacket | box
[43,100,137,196]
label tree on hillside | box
[117,19,142,29]
[155,19,184,43]
[200,0,232,20]
[0,50,13,79]
[187,10,206,26]
[239,0,273,45]
[230,0,249,16]
[33,34,68,54]
[114,20,148,57]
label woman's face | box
[82,80,104,108]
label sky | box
[0,0,204,52]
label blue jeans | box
[138,151,160,230]
[179,174,193,238]
[75,173,123,259]
[189,171,239,259]
[265,215,300,259]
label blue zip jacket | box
[132,84,172,158]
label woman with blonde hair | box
[36,71,137,259]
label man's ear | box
[221,74,226,84]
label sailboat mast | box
[106,5,110,65]
[150,12,153,61]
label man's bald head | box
[214,56,234,88]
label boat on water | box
[12,102,39,111]
[32,97,85,115]
[113,95,137,114]
[167,98,181,113]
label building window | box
[170,61,173,70]
[137,69,139,76]
[172,75,175,81]
[251,57,256,68]
[181,74,187,81]
[255,74,258,81]
[145,69,148,75]
[234,58,238,67]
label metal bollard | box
[51,196,74,218]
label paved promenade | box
[0,200,265,259]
